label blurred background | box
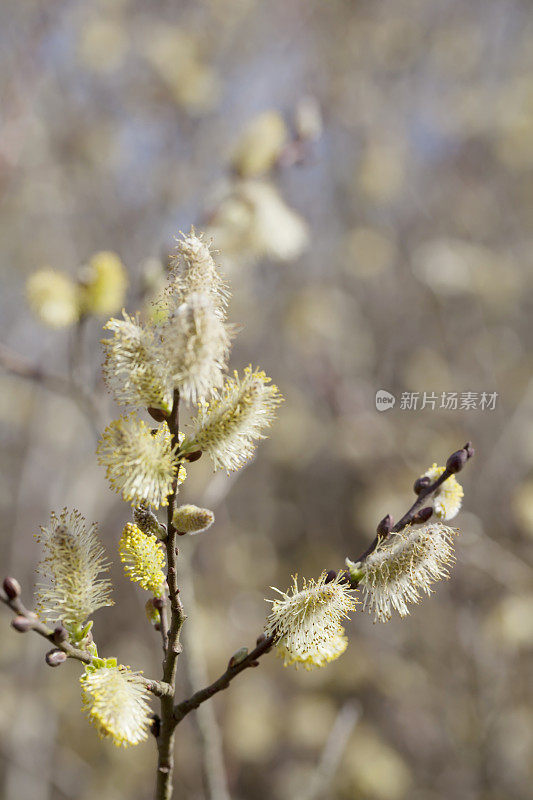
[1,1,533,799]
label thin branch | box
[0,591,172,697]
[351,442,474,569]
[174,634,275,724]
[173,443,474,722]
[0,342,101,431]
[155,388,187,800]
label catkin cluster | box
[31,229,286,747]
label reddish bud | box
[324,570,337,584]
[256,633,267,647]
[446,449,468,474]
[413,506,433,524]
[45,649,67,667]
[53,625,68,644]
[184,450,202,463]
[413,476,431,494]
[3,576,21,600]
[464,441,475,459]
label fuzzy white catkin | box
[81,665,152,746]
[35,509,113,628]
[347,522,458,622]
[97,415,178,508]
[102,312,173,412]
[181,366,283,471]
[160,292,231,403]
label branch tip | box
[3,577,21,600]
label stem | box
[0,593,171,697]
[174,634,275,724]
[0,342,101,432]
[155,389,187,800]
[352,468,454,565]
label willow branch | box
[351,441,475,569]
[155,388,187,800]
[162,388,187,682]
[0,342,101,429]
[0,591,172,697]
[174,634,275,724]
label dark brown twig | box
[0,342,101,430]
[351,442,474,569]
[173,634,275,724]
[155,389,187,800]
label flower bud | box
[173,504,215,535]
[228,647,248,668]
[413,506,433,524]
[376,514,393,538]
[11,616,31,632]
[45,649,67,667]
[446,449,468,474]
[413,476,431,494]
[345,558,364,584]
[133,504,166,540]
[324,570,337,584]
[53,624,69,644]
[147,407,168,423]
[184,450,202,463]
[3,576,21,600]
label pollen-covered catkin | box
[346,522,458,622]
[160,292,231,403]
[119,523,166,596]
[265,572,357,669]
[97,415,178,508]
[102,312,173,412]
[81,663,152,746]
[182,366,283,472]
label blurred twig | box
[297,701,360,800]
[173,633,275,724]
[181,546,231,800]
[0,342,102,432]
